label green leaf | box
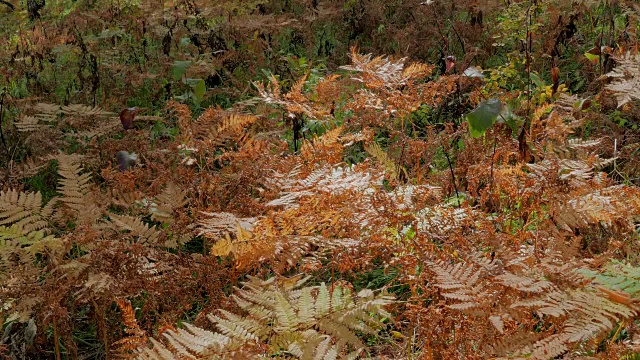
[193,79,206,101]
[172,60,191,81]
[529,73,545,88]
[466,98,502,138]
[584,52,600,62]
[182,78,206,101]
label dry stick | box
[442,145,460,206]
[488,140,498,196]
[0,92,9,158]
[448,19,466,56]
[53,316,62,360]
[92,298,108,359]
[518,2,534,161]
[610,320,625,346]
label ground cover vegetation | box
[1,0,640,358]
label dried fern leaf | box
[32,103,61,120]
[604,52,640,108]
[149,183,189,224]
[56,154,92,210]
[14,116,48,132]
[60,104,114,117]
[198,212,256,239]
[109,213,164,246]
[365,142,398,179]
[426,259,491,311]
[0,190,53,233]
[138,276,394,359]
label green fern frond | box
[0,225,62,260]
[576,260,640,296]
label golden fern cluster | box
[170,101,260,159]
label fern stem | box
[489,139,497,197]
[0,91,9,158]
[92,298,109,359]
[609,321,625,346]
[442,145,460,206]
[53,316,62,360]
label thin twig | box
[448,19,466,55]
[489,140,498,195]
[442,145,460,206]
[518,2,534,161]
[53,317,62,360]
[0,91,9,157]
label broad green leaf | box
[172,60,191,81]
[529,73,545,88]
[193,79,206,101]
[466,98,502,138]
[584,52,599,63]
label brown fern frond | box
[426,259,491,312]
[74,117,122,140]
[55,154,104,227]
[513,286,638,359]
[299,126,344,163]
[149,183,189,225]
[56,154,92,211]
[75,272,116,300]
[266,165,381,209]
[216,113,256,134]
[0,190,53,233]
[167,100,193,138]
[207,113,258,147]
[284,73,309,103]
[604,52,640,108]
[340,48,434,91]
[108,213,164,246]
[14,116,48,132]
[32,103,61,121]
[60,104,114,117]
[551,186,640,232]
[197,212,257,240]
[114,298,148,357]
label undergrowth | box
[1,0,640,359]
